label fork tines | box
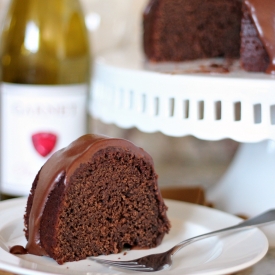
[90,258,154,271]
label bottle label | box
[0,83,88,196]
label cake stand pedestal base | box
[207,140,275,246]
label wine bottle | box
[0,0,91,198]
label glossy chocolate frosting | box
[245,0,275,74]
[18,134,155,256]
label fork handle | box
[171,209,275,255]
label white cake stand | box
[89,46,275,245]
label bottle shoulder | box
[0,0,91,84]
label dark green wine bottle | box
[0,0,91,198]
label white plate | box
[0,197,268,275]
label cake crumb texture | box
[143,0,242,62]
[240,3,269,72]
[35,147,170,264]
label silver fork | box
[90,209,275,272]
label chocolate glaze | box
[10,245,27,255]
[245,0,275,74]
[23,134,156,257]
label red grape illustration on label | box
[32,133,57,157]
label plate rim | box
[0,197,269,275]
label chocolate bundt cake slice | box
[23,134,170,264]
